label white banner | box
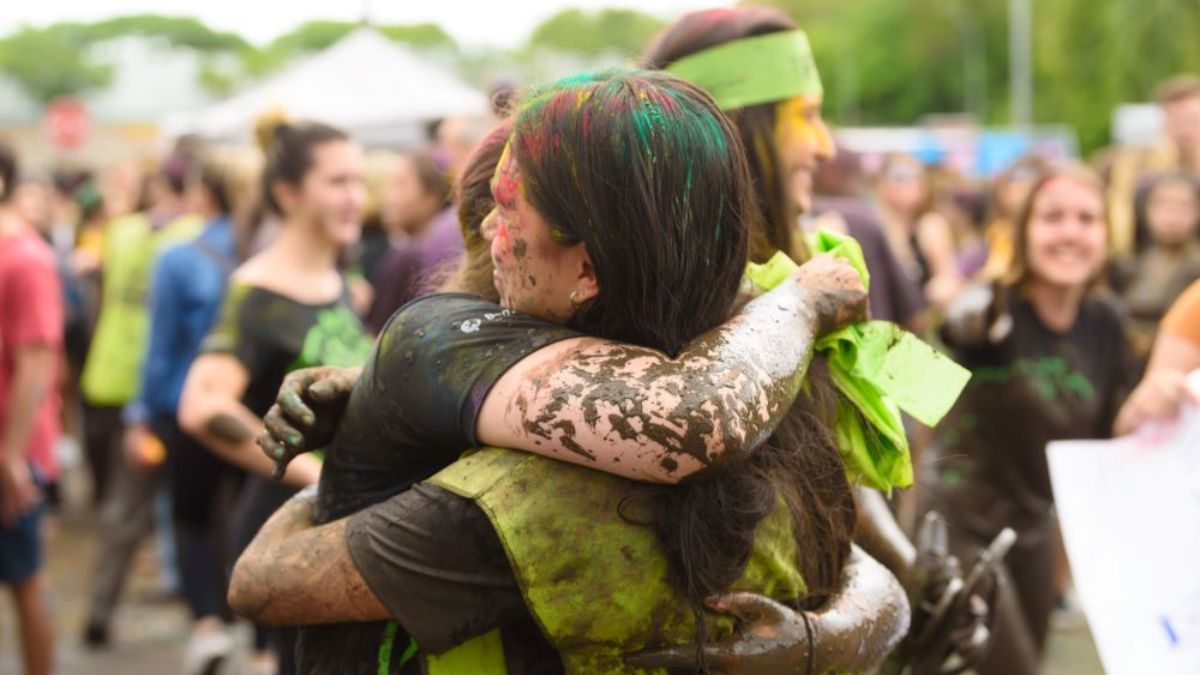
[1048,373,1200,675]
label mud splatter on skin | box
[626,546,909,672]
[503,272,841,480]
[206,413,254,444]
[512,238,528,259]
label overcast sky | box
[0,0,727,48]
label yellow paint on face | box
[774,95,834,158]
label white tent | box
[163,27,488,147]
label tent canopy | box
[164,27,488,147]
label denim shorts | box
[0,468,46,585]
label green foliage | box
[526,8,664,57]
[0,26,113,103]
[83,14,250,51]
[0,15,460,101]
[751,0,1200,154]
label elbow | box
[227,554,267,622]
[177,374,205,437]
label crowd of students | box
[3,7,1200,675]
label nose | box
[814,119,836,162]
[480,208,499,242]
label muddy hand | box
[793,254,869,337]
[902,513,1010,675]
[259,366,359,480]
[625,592,812,674]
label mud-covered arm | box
[853,486,917,588]
[229,487,390,624]
[626,545,910,674]
[476,256,866,484]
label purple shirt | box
[366,207,464,333]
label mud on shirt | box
[298,294,577,674]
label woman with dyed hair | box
[231,70,911,673]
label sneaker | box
[82,620,109,649]
[182,628,234,675]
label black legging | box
[154,415,243,622]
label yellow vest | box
[426,447,807,674]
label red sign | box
[44,98,90,149]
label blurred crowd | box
[5,26,1200,675]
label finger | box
[257,429,287,461]
[625,644,733,671]
[705,591,788,626]
[264,409,307,452]
[279,389,317,428]
[309,376,350,403]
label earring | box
[569,290,580,311]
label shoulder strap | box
[193,235,235,276]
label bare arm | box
[1114,330,1200,435]
[916,212,964,309]
[0,346,57,524]
[179,353,319,487]
[854,486,917,588]
[229,487,389,624]
[476,255,866,484]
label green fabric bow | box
[743,230,971,493]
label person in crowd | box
[979,154,1050,280]
[229,68,918,674]
[1104,74,1200,259]
[0,143,59,675]
[1111,172,1200,357]
[80,154,202,647]
[872,152,965,309]
[120,154,244,675]
[924,164,1137,675]
[178,116,373,675]
[365,151,451,332]
[1115,276,1200,435]
[812,148,928,328]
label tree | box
[526,8,665,57]
[0,26,112,103]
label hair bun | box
[254,108,291,153]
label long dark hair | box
[512,70,854,654]
[513,70,749,352]
[255,112,349,217]
[641,6,806,263]
[640,6,859,622]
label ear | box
[571,244,600,304]
[272,180,299,215]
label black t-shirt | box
[928,289,1137,535]
[202,282,373,417]
[316,293,579,523]
[298,294,577,675]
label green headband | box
[665,30,823,111]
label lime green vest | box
[426,448,807,674]
[81,213,203,405]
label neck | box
[1156,238,1192,255]
[1024,280,1085,332]
[271,219,338,270]
[0,205,20,238]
